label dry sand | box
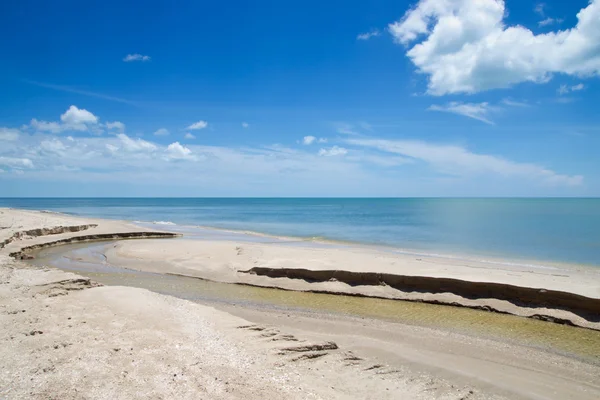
[1,208,600,399]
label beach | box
[2,207,600,399]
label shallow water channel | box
[29,240,600,363]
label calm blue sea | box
[1,198,599,267]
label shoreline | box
[2,207,600,399]
[8,205,598,272]
[128,220,600,272]
[4,207,599,330]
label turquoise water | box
[1,198,599,267]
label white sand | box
[105,238,600,330]
[1,208,600,399]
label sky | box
[0,0,599,197]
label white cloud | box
[571,83,585,91]
[318,138,328,143]
[166,142,195,160]
[389,0,600,95]
[105,121,125,132]
[346,138,582,186]
[39,138,67,154]
[30,119,63,133]
[558,83,586,95]
[302,136,316,145]
[123,54,151,62]
[319,146,348,156]
[428,102,495,124]
[60,105,99,130]
[534,3,546,16]
[539,17,563,27]
[187,120,208,130]
[184,133,196,139]
[0,128,20,141]
[154,128,170,136]
[357,29,380,40]
[501,98,529,107]
[335,123,359,135]
[242,122,249,128]
[29,106,100,133]
[117,133,157,152]
[0,156,34,169]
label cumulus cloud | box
[242,122,249,128]
[166,142,195,160]
[302,136,316,145]
[184,133,196,139]
[30,105,100,133]
[30,119,63,133]
[60,105,98,130]
[123,54,151,62]
[319,146,348,156]
[187,120,208,130]
[318,138,328,143]
[154,128,170,136]
[428,102,496,124]
[357,29,381,40]
[39,138,67,154]
[117,133,157,152]
[0,128,20,141]
[346,138,582,186]
[389,0,600,95]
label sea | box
[1,198,599,268]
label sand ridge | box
[105,238,600,330]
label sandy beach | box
[2,208,600,399]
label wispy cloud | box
[335,123,359,135]
[558,83,585,95]
[187,120,208,130]
[154,128,170,136]
[538,17,563,27]
[357,29,380,41]
[302,136,316,145]
[319,146,348,156]
[123,54,151,62]
[501,98,530,107]
[345,138,582,186]
[428,102,496,125]
[23,80,138,106]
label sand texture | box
[105,238,600,330]
[1,208,600,399]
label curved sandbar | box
[104,239,600,330]
[0,208,180,260]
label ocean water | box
[1,198,599,267]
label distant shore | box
[2,207,600,399]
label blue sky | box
[0,0,599,197]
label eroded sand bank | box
[2,208,600,399]
[104,237,600,330]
